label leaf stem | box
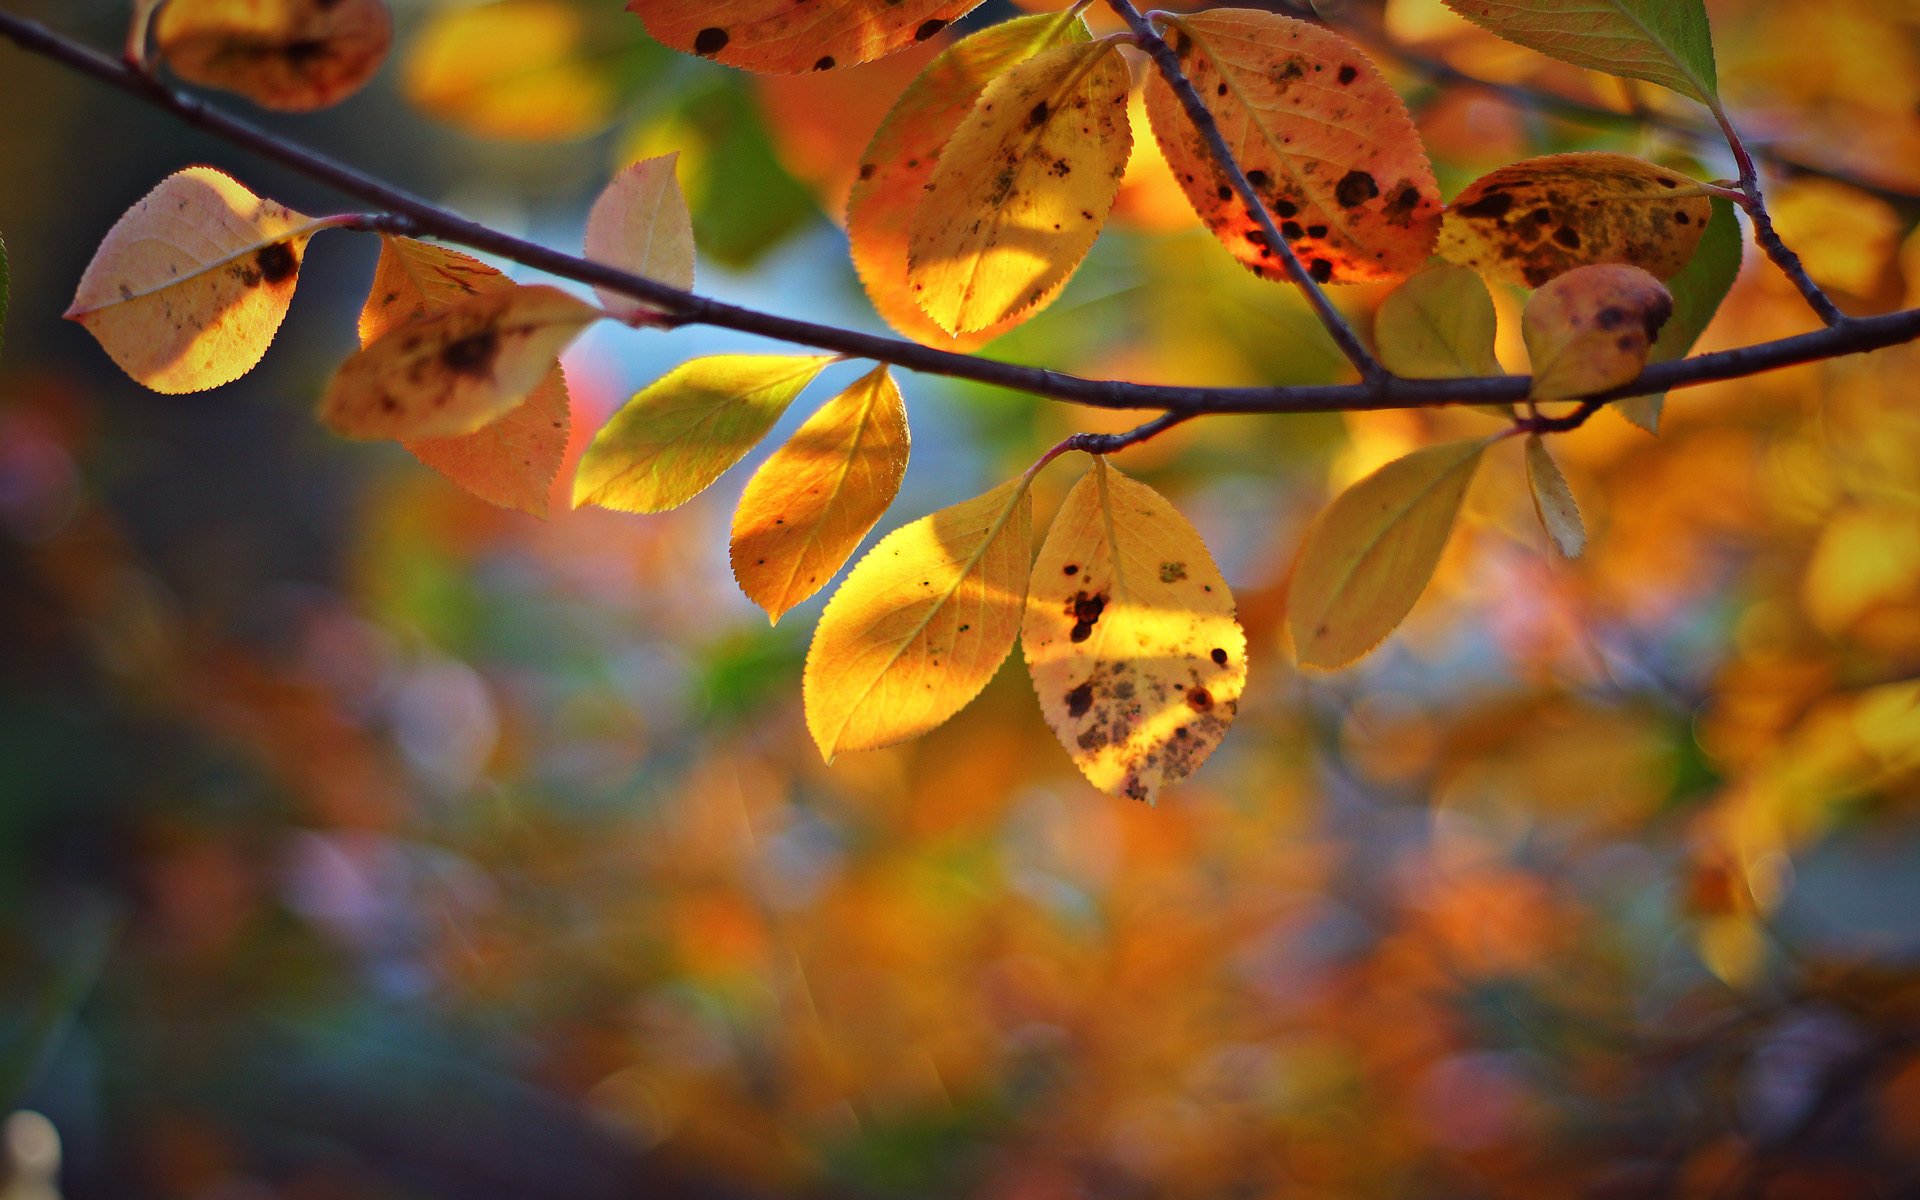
[1711,100,1848,327]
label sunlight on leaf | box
[805,476,1033,759]
[1374,262,1501,379]
[1022,458,1246,804]
[404,0,624,141]
[1440,0,1719,105]
[584,153,696,323]
[155,0,392,111]
[628,0,983,73]
[66,167,328,394]
[1524,264,1672,401]
[1289,437,1492,670]
[1524,434,1586,559]
[730,364,910,624]
[573,354,834,514]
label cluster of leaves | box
[65,0,1746,801]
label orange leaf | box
[156,0,392,111]
[627,0,983,73]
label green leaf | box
[1375,262,1501,379]
[1620,196,1742,432]
[1288,438,1492,670]
[1524,434,1586,558]
[573,354,834,513]
[1441,0,1718,105]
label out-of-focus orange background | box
[1,1,1918,1196]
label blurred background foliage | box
[2,0,1919,1196]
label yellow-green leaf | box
[1022,459,1246,804]
[66,167,328,394]
[321,283,598,440]
[805,477,1033,759]
[358,236,572,518]
[584,153,695,323]
[730,365,910,624]
[906,39,1131,335]
[1524,434,1585,559]
[627,0,983,73]
[1524,264,1672,401]
[1440,0,1718,105]
[156,0,392,111]
[573,354,834,514]
[1375,262,1501,379]
[1144,9,1443,285]
[1288,438,1492,670]
[1620,196,1743,432]
[848,11,1090,350]
[1439,153,1711,289]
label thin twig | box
[1711,102,1848,327]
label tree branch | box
[3,8,1920,426]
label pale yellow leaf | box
[907,39,1132,334]
[1375,262,1501,379]
[573,354,834,514]
[1524,434,1586,558]
[731,365,910,624]
[320,283,598,440]
[1288,438,1492,670]
[358,237,571,517]
[584,153,696,322]
[156,0,392,111]
[1523,264,1672,401]
[66,167,328,394]
[404,0,622,141]
[628,0,983,73]
[805,477,1034,759]
[1022,459,1246,804]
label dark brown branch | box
[4,8,1920,424]
[1710,103,1849,327]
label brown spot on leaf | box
[692,27,728,56]
[440,328,498,377]
[1335,170,1378,208]
[1065,683,1093,718]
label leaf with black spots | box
[156,0,392,111]
[628,0,982,73]
[1524,264,1672,401]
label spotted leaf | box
[1524,264,1672,402]
[628,0,982,73]
[155,0,392,111]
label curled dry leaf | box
[321,283,598,441]
[1440,0,1718,105]
[1023,459,1246,805]
[848,11,1090,349]
[804,477,1033,760]
[907,39,1132,335]
[1288,438,1493,670]
[1144,9,1443,285]
[628,0,982,73]
[573,354,834,514]
[1524,264,1673,401]
[358,237,572,518]
[155,0,393,111]
[66,167,328,394]
[1524,434,1586,559]
[731,365,910,624]
[1374,262,1501,379]
[583,153,696,323]
[1439,153,1712,289]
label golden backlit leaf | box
[321,284,598,441]
[584,153,696,323]
[730,365,910,624]
[1440,0,1719,105]
[628,0,983,73]
[66,167,326,394]
[573,354,834,514]
[1523,264,1672,401]
[1289,437,1492,670]
[1439,153,1712,289]
[847,12,1090,349]
[155,0,392,111]
[804,476,1033,759]
[1524,434,1585,559]
[404,0,621,141]
[358,237,572,518]
[1144,10,1443,285]
[1374,262,1501,379]
[906,39,1131,335]
[1022,459,1246,804]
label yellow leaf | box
[1375,262,1501,379]
[1144,10,1443,284]
[320,284,598,440]
[155,0,392,111]
[906,39,1132,335]
[573,354,834,514]
[730,365,910,624]
[66,167,328,394]
[1523,264,1672,401]
[1439,153,1711,289]
[805,477,1033,759]
[358,237,572,518]
[1524,434,1586,559]
[848,11,1090,350]
[404,0,622,141]
[628,0,984,73]
[1288,438,1492,670]
[584,153,696,322]
[1022,459,1246,804]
